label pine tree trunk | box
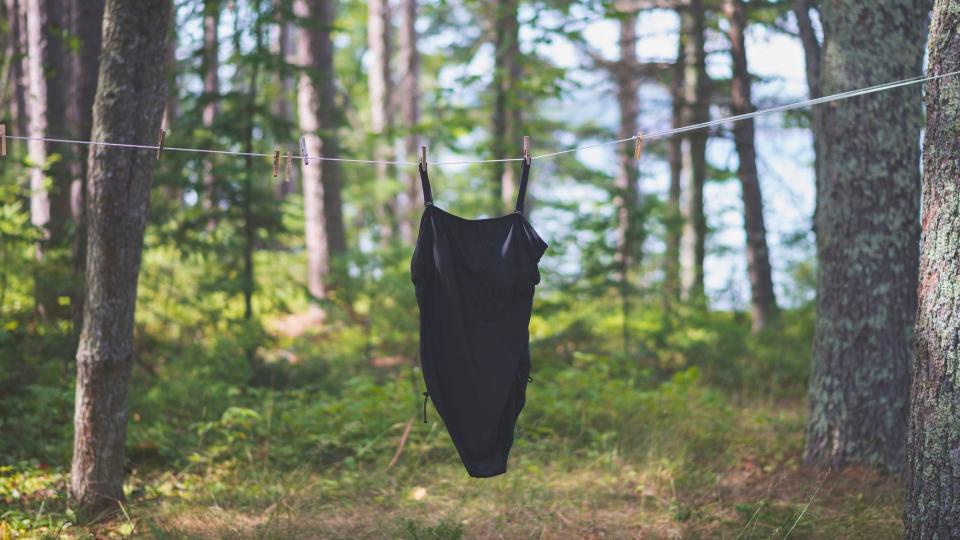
[367,0,396,242]
[201,0,219,228]
[65,0,105,335]
[678,0,708,303]
[161,9,180,204]
[69,0,170,519]
[804,0,929,473]
[663,39,683,304]
[5,0,28,137]
[25,0,71,317]
[491,0,522,212]
[295,0,345,304]
[273,1,296,200]
[614,10,640,351]
[904,1,960,533]
[792,0,823,230]
[398,0,420,244]
[725,0,778,332]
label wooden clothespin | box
[299,136,309,165]
[634,132,644,160]
[522,136,530,164]
[156,129,166,159]
[419,145,427,171]
[1,124,6,157]
[273,148,280,178]
[284,151,292,182]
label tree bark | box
[792,0,823,231]
[804,0,929,473]
[69,0,170,520]
[367,0,397,242]
[398,0,420,244]
[64,0,105,335]
[25,0,72,317]
[664,38,684,304]
[724,0,778,332]
[5,0,28,137]
[491,0,523,212]
[904,1,960,534]
[295,0,346,303]
[614,10,640,351]
[273,0,296,200]
[201,0,219,228]
[678,0,708,303]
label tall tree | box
[200,0,220,228]
[724,0,778,332]
[491,0,523,211]
[69,0,170,518]
[905,1,960,533]
[613,8,640,350]
[792,0,823,226]
[24,0,71,316]
[367,0,397,242]
[5,0,28,137]
[663,38,684,303]
[273,0,296,200]
[678,0,708,303]
[804,0,929,473]
[295,0,346,304]
[64,0,105,333]
[398,0,420,243]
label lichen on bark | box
[905,1,960,535]
[804,0,930,473]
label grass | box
[1,399,904,539]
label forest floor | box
[3,399,902,539]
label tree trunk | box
[295,0,346,304]
[161,8,180,204]
[398,0,420,244]
[904,2,960,534]
[25,0,71,317]
[663,38,683,304]
[69,0,170,520]
[201,0,219,228]
[367,0,397,242]
[725,0,778,332]
[491,0,522,212]
[65,0,105,335]
[792,0,823,232]
[241,0,266,331]
[804,0,929,473]
[273,0,296,200]
[5,0,28,137]
[614,10,640,352]
[678,0,708,303]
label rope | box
[6,69,957,167]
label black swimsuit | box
[411,161,547,477]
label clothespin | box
[419,145,427,171]
[284,151,292,182]
[156,129,166,159]
[522,136,530,164]
[299,136,309,165]
[634,132,644,160]
[273,148,280,178]
[0,124,6,157]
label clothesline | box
[5,69,958,167]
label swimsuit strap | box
[419,164,434,206]
[515,160,531,213]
